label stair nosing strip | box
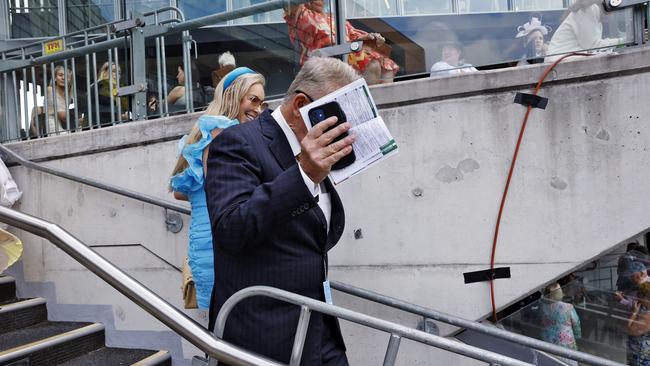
[0,298,46,314]
[131,350,171,366]
[0,276,15,285]
[0,323,105,363]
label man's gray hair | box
[284,57,360,104]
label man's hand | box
[299,116,355,184]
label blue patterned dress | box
[628,308,650,366]
[540,300,581,350]
[170,115,239,309]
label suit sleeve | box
[205,128,318,255]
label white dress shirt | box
[272,108,332,231]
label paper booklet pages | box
[299,78,398,185]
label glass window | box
[231,0,283,25]
[403,0,452,15]
[177,0,226,21]
[514,0,564,11]
[125,0,171,17]
[66,0,115,33]
[347,0,398,18]
[9,0,59,38]
[458,0,508,13]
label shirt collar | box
[272,108,301,157]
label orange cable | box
[489,52,591,322]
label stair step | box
[58,348,171,366]
[0,322,105,366]
[0,298,48,335]
[0,275,16,303]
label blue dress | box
[628,308,650,366]
[170,115,239,309]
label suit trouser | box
[320,315,349,366]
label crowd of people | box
[431,0,627,76]
[513,242,650,366]
[29,61,130,137]
[9,0,643,363]
[23,0,629,139]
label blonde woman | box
[97,62,128,122]
[169,67,265,310]
[30,65,74,136]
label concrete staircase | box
[0,275,171,366]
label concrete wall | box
[4,47,650,365]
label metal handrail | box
[0,205,279,366]
[214,286,535,366]
[0,0,309,73]
[329,280,624,366]
[1,7,184,57]
[0,144,190,215]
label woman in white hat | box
[514,16,551,65]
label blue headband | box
[222,67,257,94]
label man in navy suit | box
[205,57,359,365]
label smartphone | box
[308,101,356,170]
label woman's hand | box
[633,300,642,315]
[173,191,188,201]
[372,33,385,47]
[541,43,549,56]
[78,115,87,128]
[358,32,385,46]
[148,96,159,112]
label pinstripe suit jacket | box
[205,109,346,365]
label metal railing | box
[0,144,190,216]
[0,0,310,142]
[214,286,535,366]
[1,0,647,142]
[0,7,188,139]
[0,205,280,366]
[0,134,623,365]
[329,280,625,366]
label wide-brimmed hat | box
[516,17,552,38]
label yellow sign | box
[43,39,64,55]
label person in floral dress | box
[540,282,581,366]
[627,282,650,365]
[284,0,399,84]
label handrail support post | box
[382,333,401,366]
[289,306,312,366]
[130,11,148,121]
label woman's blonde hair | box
[639,282,650,300]
[51,65,73,98]
[98,62,120,82]
[546,283,564,302]
[205,72,265,119]
[169,72,265,185]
